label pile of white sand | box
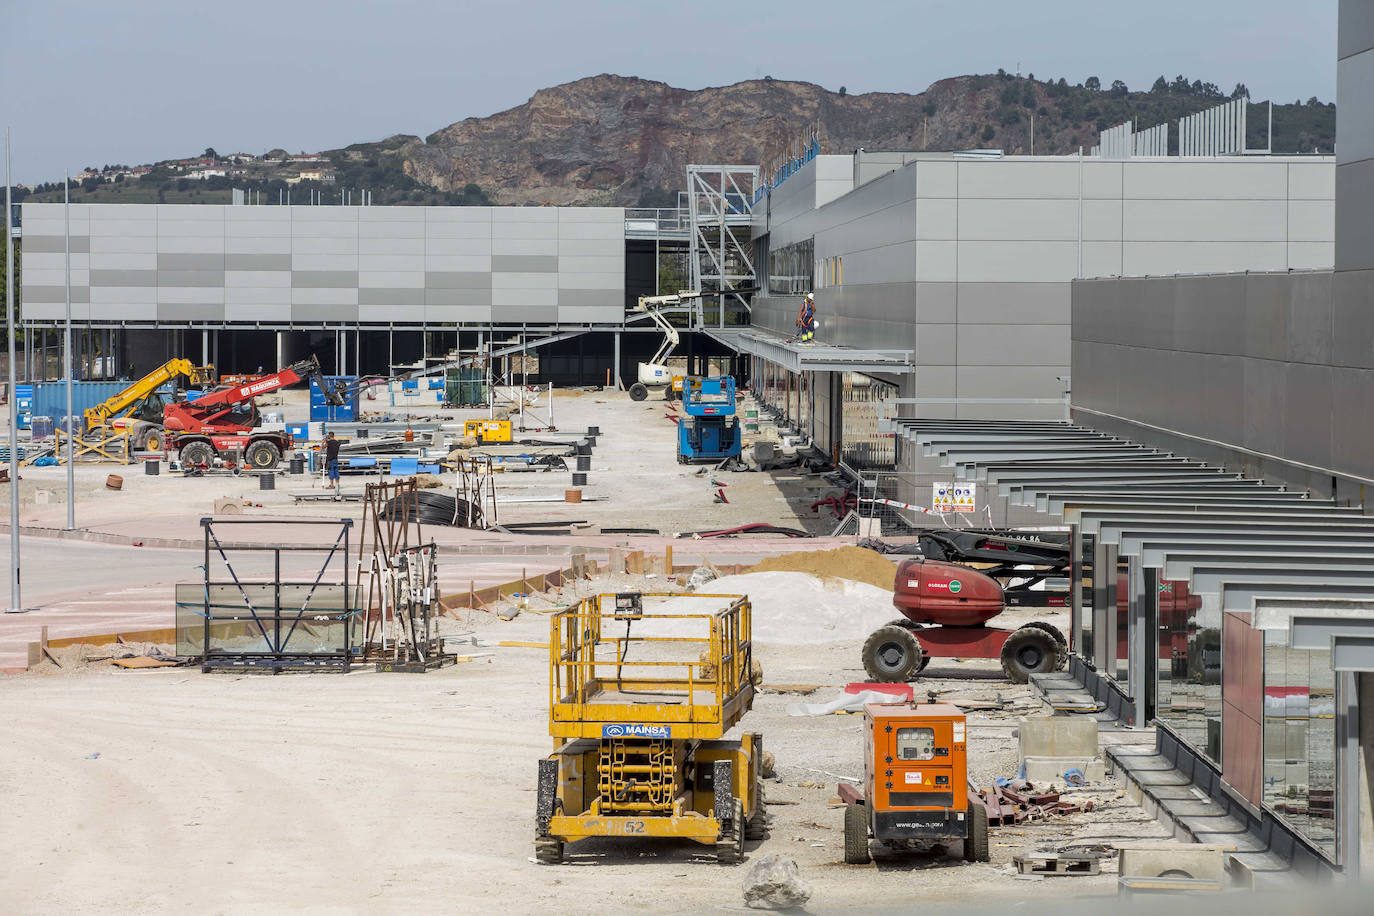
[704,571,897,645]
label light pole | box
[5,127,24,614]
[64,171,74,529]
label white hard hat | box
[805,292,814,302]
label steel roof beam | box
[1223,582,1374,614]
[1074,508,1373,536]
[1099,518,1374,546]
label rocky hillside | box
[390,73,1334,206]
[18,72,1334,209]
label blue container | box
[309,376,358,422]
[31,381,173,422]
[286,423,309,440]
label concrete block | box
[1118,844,1228,882]
[1019,715,1098,758]
[213,498,243,515]
[1022,756,1106,785]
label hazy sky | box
[1,0,1338,184]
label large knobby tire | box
[245,440,281,470]
[1000,625,1059,684]
[1023,620,1069,671]
[844,804,871,864]
[178,440,214,469]
[963,801,990,862]
[628,383,648,402]
[862,625,925,682]
[716,798,745,865]
[144,429,165,452]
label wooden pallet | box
[1014,851,1102,876]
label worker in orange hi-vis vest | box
[797,292,816,343]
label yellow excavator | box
[83,358,216,451]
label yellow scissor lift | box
[536,592,765,864]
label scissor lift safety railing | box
[549,593,754,741]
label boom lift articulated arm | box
[631,291,700,368]
[163,355,342,434]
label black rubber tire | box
[245,440,281,470]
[145,429,164,452]
[861,625,925,682]
[1000,625,1059,684]
[178,440,214,469]
[628,383,648,402]
[964,801,989,862]
[844,804,871,864]
[1022,620,1069,671]
[717,799,745,864]
[534,837,563,864]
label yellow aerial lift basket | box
[536,591,765,864]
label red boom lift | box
[163,355,342,471]
[861,531,1072,684]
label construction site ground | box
[0,386,1199,911]
[0,586,1196,913]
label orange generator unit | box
[839,702,988,864]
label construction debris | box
[742,854,811,910]
[973,782,1096,826]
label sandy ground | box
[0,592,1189,915]
[0,387,1198,912]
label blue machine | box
[677,376,742,464]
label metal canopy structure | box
[703,328,914,375]
[892,415,1369,877]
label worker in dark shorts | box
[324,432,341,489]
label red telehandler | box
[162,355,343,471]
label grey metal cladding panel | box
[226,253,292,271]
[89,269,158,287]
[1340,1,1374,59]
[1284,270,1335,364]
[1200,352,1246,446]
[292,303,359,322]
[426,288,491,306]
[1241,273,1291,362]
[955,324,1068,367]
[157,270,224,288]
[1330,365,1374,477]
[1338,51,1374,165]
[1068,340,1117,414]
[157,253,223,270]
[493,305,558,323]
[157,302,223,322]
[558,306,623,323]
[1332,268,1374,368]
[426,271,491,289]
[23,285,91,303]
[1281,361,1336,469]
[557,288,619,307]
[957,282,1068,325]
[22,235,90,253]
[1173,273,1247,357]
[492,255,558,273]
[1336,158,1374,270]
[954,365,1069,400]
[360,288,426,306]
[291,271,358,288]
[1241,356,1288,457]
[914,325,956,366]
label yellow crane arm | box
[83,358,215,429]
